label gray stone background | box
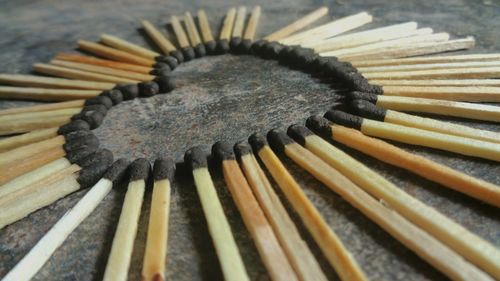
[0,0,499,280]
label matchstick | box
[184,147,250,281]
[0,73,115,90]
[141,158,175,281]
[0,128,59,152]
[34,63,138,84]
[103,158,150,281]
[358,60,500,73]
[196,10,216,54]
[78,40,156,66]
[364,67,500,80]
[1,159,129,281]
[369,79,500,87]
[218,8,237,53]
[248,134,368,281]
[264,6,328,42]
[100,34,160,60]
[351,53,500,67]
[229,6,247,50]
[306,116,500,208]
[170,16,195,61]
[0,86,100,101]
[0,107,82,122]
[55,53,154,74]
[50,60,154,82]
[351,93,500,122]
[350,98,500,144]
[238,6,261,52]
[184,12,206,57]
[0,116,72,136]
[0,99,84,116]
[212,142,298,281]
[141,20,184,63]
[324,110,500,162]
[234,142,329,281]
[267,129,496,281]
[280,12,373,46]
[380,86,500,102]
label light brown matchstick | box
[0,115,71,136]
[351,53,500,67]
[0,107,81,122]
[0,135,65,165]
[55,53,153,74]
[50,60,153,81]
[197,10,215,44]
[170,15,191,48]
[264,6,328,41]
[34,63,139,84]
[306,117,500,207]
[359,60,500,73]
[100,34,160,60]
[235,142,329,281]
[365,67,500,80]
[0,99,84,116]
[141,20,178,54]
[78,40,155,66]
[269,129,496,281]
[249,135,368,281]
[212,142,298,281]
[0,73,114,90]
[184,12,203,47]
[370,79,500,87]
[243,6,261,41]
[220,7,237,41]
[0,85,100,101]
[0,128,59,152]
[232,6,247,40]
[380,85,500,102]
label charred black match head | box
[100,89,123,105]
[153,62,171,70]
[194,43,206,57]
[260,42,284,59]
[350,99,387,121]
[277,45,294,63]
[306,115,333,138]
[85,96,113,109]
[129,158,151,181]
[324,110,363,130]
[63,134,99,152]
[287,124,313,146]
[77,148,114,168]
[216,39,230,54]
[184,146,208,169]
[115,84,139,100]
[238,39,253,53]
[79,104,108,116]
[65,143,99,164]
[75,111,105,129]
[169,50,184,64]
[248,133,268,153]
[230,37,242,52]
[156,55,178,69]
[150,67,171,77]
[212,141,236,164]
[77,159,114,188]
[348,91,378,103]
[104,158,131,185]
[138,81,160,97]
[234,141,253,159]
[63,130,91,142]
[250,39,267,54]
[267,129,294,154]
[58,120,90,135]
[153,158,176,182]
[182,46,196,61]
[204,40,217,55]
[154,75,176,93]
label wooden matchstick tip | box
[85,95,113,109]
[194,44,207,58]
[63,134,99,152]
[129,158,151,181]
[184,146,208,169]
[78,156,114,188]
[154,75,176,93]
[267,129,294,153]
[234,141,253,158]
[63,129,91,142]
[347,91,378,103]
[350,99,386,121]
[139,81,160,97]
[216,39,230,54]
[155,55,178,69]
[104,158,131,184]
[66,144,99,164]
[100,89,124,105]
[324,110,363,130]
[287,124,313,146]
[248,133,268,152]
[169,50,184,63]
[306,115,333,137]
[58,120,90,135]
[182,47,196,62]
[153,158,176,181]
[204,41,217,55]
[78,148,114,168]
[114,84,139,100]
[211,141,236,163]
[72,110,105,129]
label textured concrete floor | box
[0,0,499,280]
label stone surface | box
[0,0,499,280]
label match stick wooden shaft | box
[0,114,71,135]
[191,168,250,281]
[359,61,500,73]
[220,8,237,40]
[232,7,247,38]
[78,40,155,66]
[239,153,328,281]
[0,74,114,90]
[283,142,495,281]
[0,107,81,122]
[375,96,500,122]
[367,68,500,80]
[103,180,145,281]
[0,146,65,185]
[142,179,172,281]
[329,125,500,207]
[34,63,137,84]
[0,135,65,165]
[100,34,160,60]
[141,20,177,54]
[371,79,500,87]
[255,145,368,281]
[0,85,100,101]
[264,7,328,41]
[1,178,113,280]
[0,128,59,152]
[243,6,261,40]
[381,86,500,102]
[222,160,298,281]
[170,16,190,48]
[184,12,202,46]
[50,60,152,82]
[197,10,215,43]
[0,99,84,116]
[352,53,500,67]
[55,53,153,74]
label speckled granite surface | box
[0,0,499,280]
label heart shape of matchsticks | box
[1,6,500,281]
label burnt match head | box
[153,158,176,182]
[182,46,196,62]
[63,129,91,142]
[267,129,294,154]
[138,81,160,97]
[306,115,333,138]
[184,146,208,169]
[155,55,178,69]
[129,158,151,182]
[234,141,253,158]
[100,89,123,105]
[194,43,207,58]
[74,111,105,129]
[58,120,90,135]
[238,39,253,54]
[63,134,99,152]
[324,110,363,130]
[216,39,230,54]
[230,37,242,52]
[169,50,184,64]
[152,62,171,70]
[350,99,387,121]
[85,96,113,109]
[212,141,236,164]
[260,41,284,59]
[79,104,108,116]
[287,124,313,146]
[66,143,99,164]
[154,75,176,93]
[347,91,378,103]
[104,158,131,185]
[78,148,114,168]
[150,67,171,77]
[204,40,217,55]
[248,133,268,153]
[250,39,267,54]
[115,84,139,100]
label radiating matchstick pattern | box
[0,5,499,281]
